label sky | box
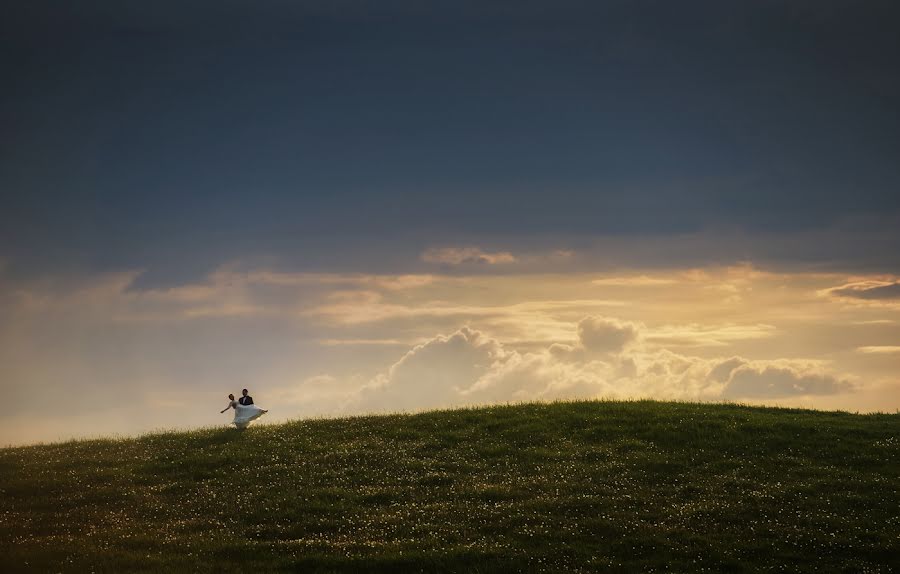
[2,1,899,445]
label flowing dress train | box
[231,400,267,429]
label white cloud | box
[576,316,640,354]
[722,363,851,398]
[344,318,853,414]
[355,327,508,411]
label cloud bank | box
[346,317,853,414]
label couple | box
[221,388,268,429]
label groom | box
[238,388,254,406]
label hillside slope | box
[1,401,897,572]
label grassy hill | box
[1,401,897,573]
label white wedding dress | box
[230,400,267,429]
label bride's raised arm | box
[220,401,233,414]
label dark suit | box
[239,395,254,405]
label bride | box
[221,393,268,429]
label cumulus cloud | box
[347,318,853,414]
[545,316,639,362]
[356,327,508,411]
[421,247,517,265]
[708,357,747,383]
[722,363,851,398]
[576,316,640,354]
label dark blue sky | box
[3,0,899,285]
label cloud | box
[351,326,613,413]
[722,363,851,398]
[357,327,508,411]
[708,357,747,383]
[307,293,625,327]
[421,247,516,265]
[545,316,639,362]
[576,316,640,354]
[831,282,900,300]
[0,266,439,327]
[822,279,900,304]
[223,270,435,291]
[643,324,776,348]
[591,275,678,286]
[856,346,900,354]
[347,318,853,414]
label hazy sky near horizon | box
[2,1,899,444]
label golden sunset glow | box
[2,258,898,444]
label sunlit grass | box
[1,400,897,572]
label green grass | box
[1,400,897,572]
